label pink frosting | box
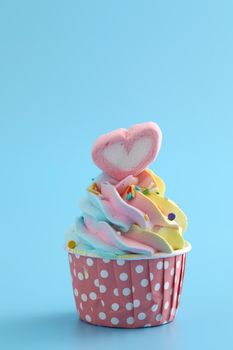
[100,182,149,229]
[95,170,177,231]
[77,168,181,256]
[84,215,154,256]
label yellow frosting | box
[146,192,188,234]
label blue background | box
[1,1,233,349]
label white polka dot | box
[117,259,125,266]
[156,313,162,321]
[151,304,158,312]
[127,317,134,325]
[164,281,169,290]
[86,258,93,266]
[170,308,176,315]
[99,312,106,320]
[100,285,107,293]
[140,278,149,287]
[111,317,119,325]
[73,269,76,277]
[89,292,97,300]
[146,292,152,301]
[69,255,72,263]
[113,288,119,296]
[120,272,128,281]
[144,324,151,327]
[123,288,131,296]
[164,301,169,310]
[157,261,163,270]
[135,265,144,273]
[111,303,119,311]
[171,267,175,276]
[101,300,105,306]
[84,270,89,279]
[74,288,78,297]
[85,315,92,322]
[100,270,109,278]
[78,272,84,280]
[133,299,140,308]
[164,261,169,269]
[81,293,87,302]
[132,286,135,293]
[94,278,99,287]
[80,302,83,310]
[102,258,110,263]
[138,312,146,320]
[75,254,80,259]
[126,302,133,311]
[150,272,154,281]
[176,260,181,269]
[154,283,160,291]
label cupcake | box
[65,122,191,328]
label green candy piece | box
[142,188,150,195]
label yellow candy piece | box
[68,240,76,249]
[131,185,136,198]
[155,227,185,250]
[146,192,188,234]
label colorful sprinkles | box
[126,184,141,201]
[125,184,159,200]
[125,184,150,222]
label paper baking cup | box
[67,244,191,328]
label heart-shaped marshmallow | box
[92,122,162,180]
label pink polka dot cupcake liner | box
[68,246,191,328]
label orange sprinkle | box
[144,214,149,221]
[92,182,99,191]
[87,184,100,195]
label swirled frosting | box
[65,168,188,258]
